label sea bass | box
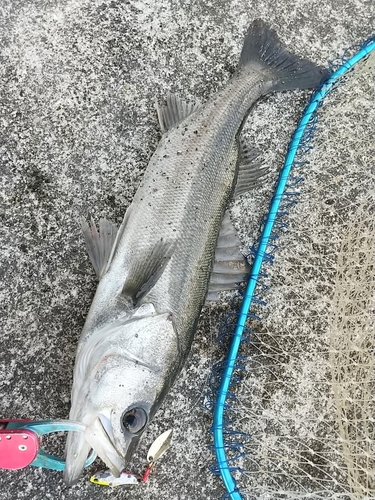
[64,19,328,484]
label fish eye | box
[121,407,148,434]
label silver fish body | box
[64,19,328,484]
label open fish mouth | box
[84,416,127,478]
[64,415,128,485]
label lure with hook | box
[90,429,173,487]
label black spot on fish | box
[106,194,116,208]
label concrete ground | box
[0,1,373,499]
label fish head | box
[64,304,180,485]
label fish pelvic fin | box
[206,211,249,302]
[238,19,329,92]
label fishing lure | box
[90,429,173,487]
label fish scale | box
[64,19,329,485]
[132,77,264,321]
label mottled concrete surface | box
[0,1,373,499]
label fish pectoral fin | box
[155,94,201,133]
[234,141,269,198]
[206,211,249,302]
[122,239,175,304]
[81,217,119,279]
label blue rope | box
[212,37,375,500]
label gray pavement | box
[0,1,373,499]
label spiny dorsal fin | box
[81,217,119,279]
[155,94,201,133]
[122,238,175,304]
[206,211,249,302]
[234,141,268,198]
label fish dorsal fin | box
[206,211,249,302]
[81,217,119,279]
[234,142,268,198]
[122,238,175,304]
[155,94,201,133]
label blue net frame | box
[211,36,375,500]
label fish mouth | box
[64,426,94,486]
[84,416,127,477]
[63,415,128,486]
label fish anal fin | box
[155,94,201,133]
[81,217,119,279]
[122,239,174,304]
[234,141,268,198]
[206,211,249,303]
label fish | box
[63,19,328,485]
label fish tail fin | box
[238,19,329,92]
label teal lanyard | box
[6,420,96,470]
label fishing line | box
[211,36,375,500]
